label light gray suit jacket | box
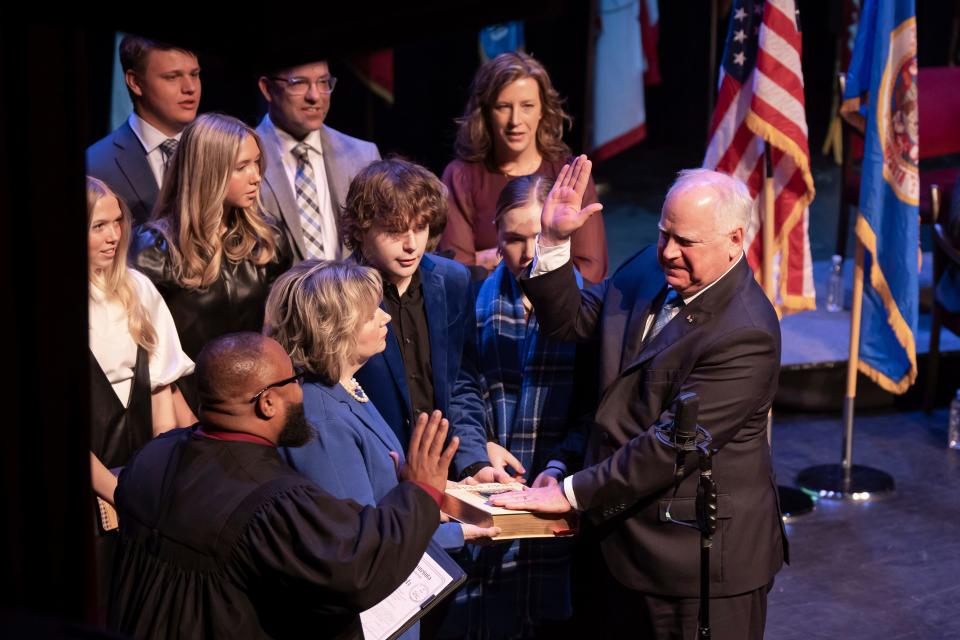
[256,116,380,263]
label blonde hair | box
[263,260,383,383]
[87,177,158,354]
[149,113,278,289]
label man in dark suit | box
[494,158,788,639]
[342,158,512,484]
[257,59,380,263]
[86,35,200,224]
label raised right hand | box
[399,410,459,494]
[540,155,604,247]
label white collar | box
[128,112,181,153]
[677,252,744,304]
[266,114,324,157]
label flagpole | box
[841,239,866,483]
[762,143,814,518]
[762,143,775,298]
[797,233,895,499]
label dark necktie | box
[159,138,178,170]
[647,288,684,343]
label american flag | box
[704,0,816,312]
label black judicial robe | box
[108,427,439,639]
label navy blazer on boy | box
[355,253,489,477]
[86,121,158,226]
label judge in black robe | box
[108,333,452,640]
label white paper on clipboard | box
[360,548,454,640]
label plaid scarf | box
[445,263,580,639]
[477,263,580,474]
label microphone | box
[673,392,700,449]
[654,391,709,452]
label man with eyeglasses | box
[109,332,458,638]
[257,60,380,263]
[87,35,201,226]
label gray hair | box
[664,169,754,234]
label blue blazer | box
[86,121,158,226]
[355,253,489,477]
[281,378,464,551]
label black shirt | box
[382,271,436,420]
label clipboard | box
[360,539,466,640]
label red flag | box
[349,49,394,105]
[704,0,816,313]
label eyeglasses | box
[270,75,338,96]
[250,369,305,403]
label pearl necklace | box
[340,378,369,403]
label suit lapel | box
[257,117,308,259]
[618,271,667,374]
[319,126,350,258]
[380,319,413,419]
[319,384,404,454]
[113,123,158,215]
[419,257,449,410]
[621,256,750,375]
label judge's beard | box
[276,402,316,447]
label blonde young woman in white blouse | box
[87,176,195,507]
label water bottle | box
[825,254,843,312]
[949,390,960,450]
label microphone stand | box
[695,442,717,640]
[655,392,716,640]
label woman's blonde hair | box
[263,260,383,383]
[149,113,278,289]
[87,176,157,354]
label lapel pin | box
[686,314,695,324]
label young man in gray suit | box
[86,35,201,225]
[257,60,380,263]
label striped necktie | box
[292,142,326,259]
[647,288,684,344]
[159,138,178,171]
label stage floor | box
[768,407,960,639]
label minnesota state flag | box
[841,0,918,393]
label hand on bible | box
[488,483,572,514]
[539,154,604,247]
[486,441,526,480]
[400,410,459,494]
[462,465,517,485]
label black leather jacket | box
[130,224,292,360]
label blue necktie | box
[647,288,684,344]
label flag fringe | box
[854,213,918,394]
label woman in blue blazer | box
[264,261,501,588]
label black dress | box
[89,345,152,617]
[108,427,440,640]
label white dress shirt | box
[89,269,194,406]
[127,113,182,187]
[530,238,745,509]
[264,116,341,260]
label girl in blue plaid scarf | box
[446,175,594,639]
